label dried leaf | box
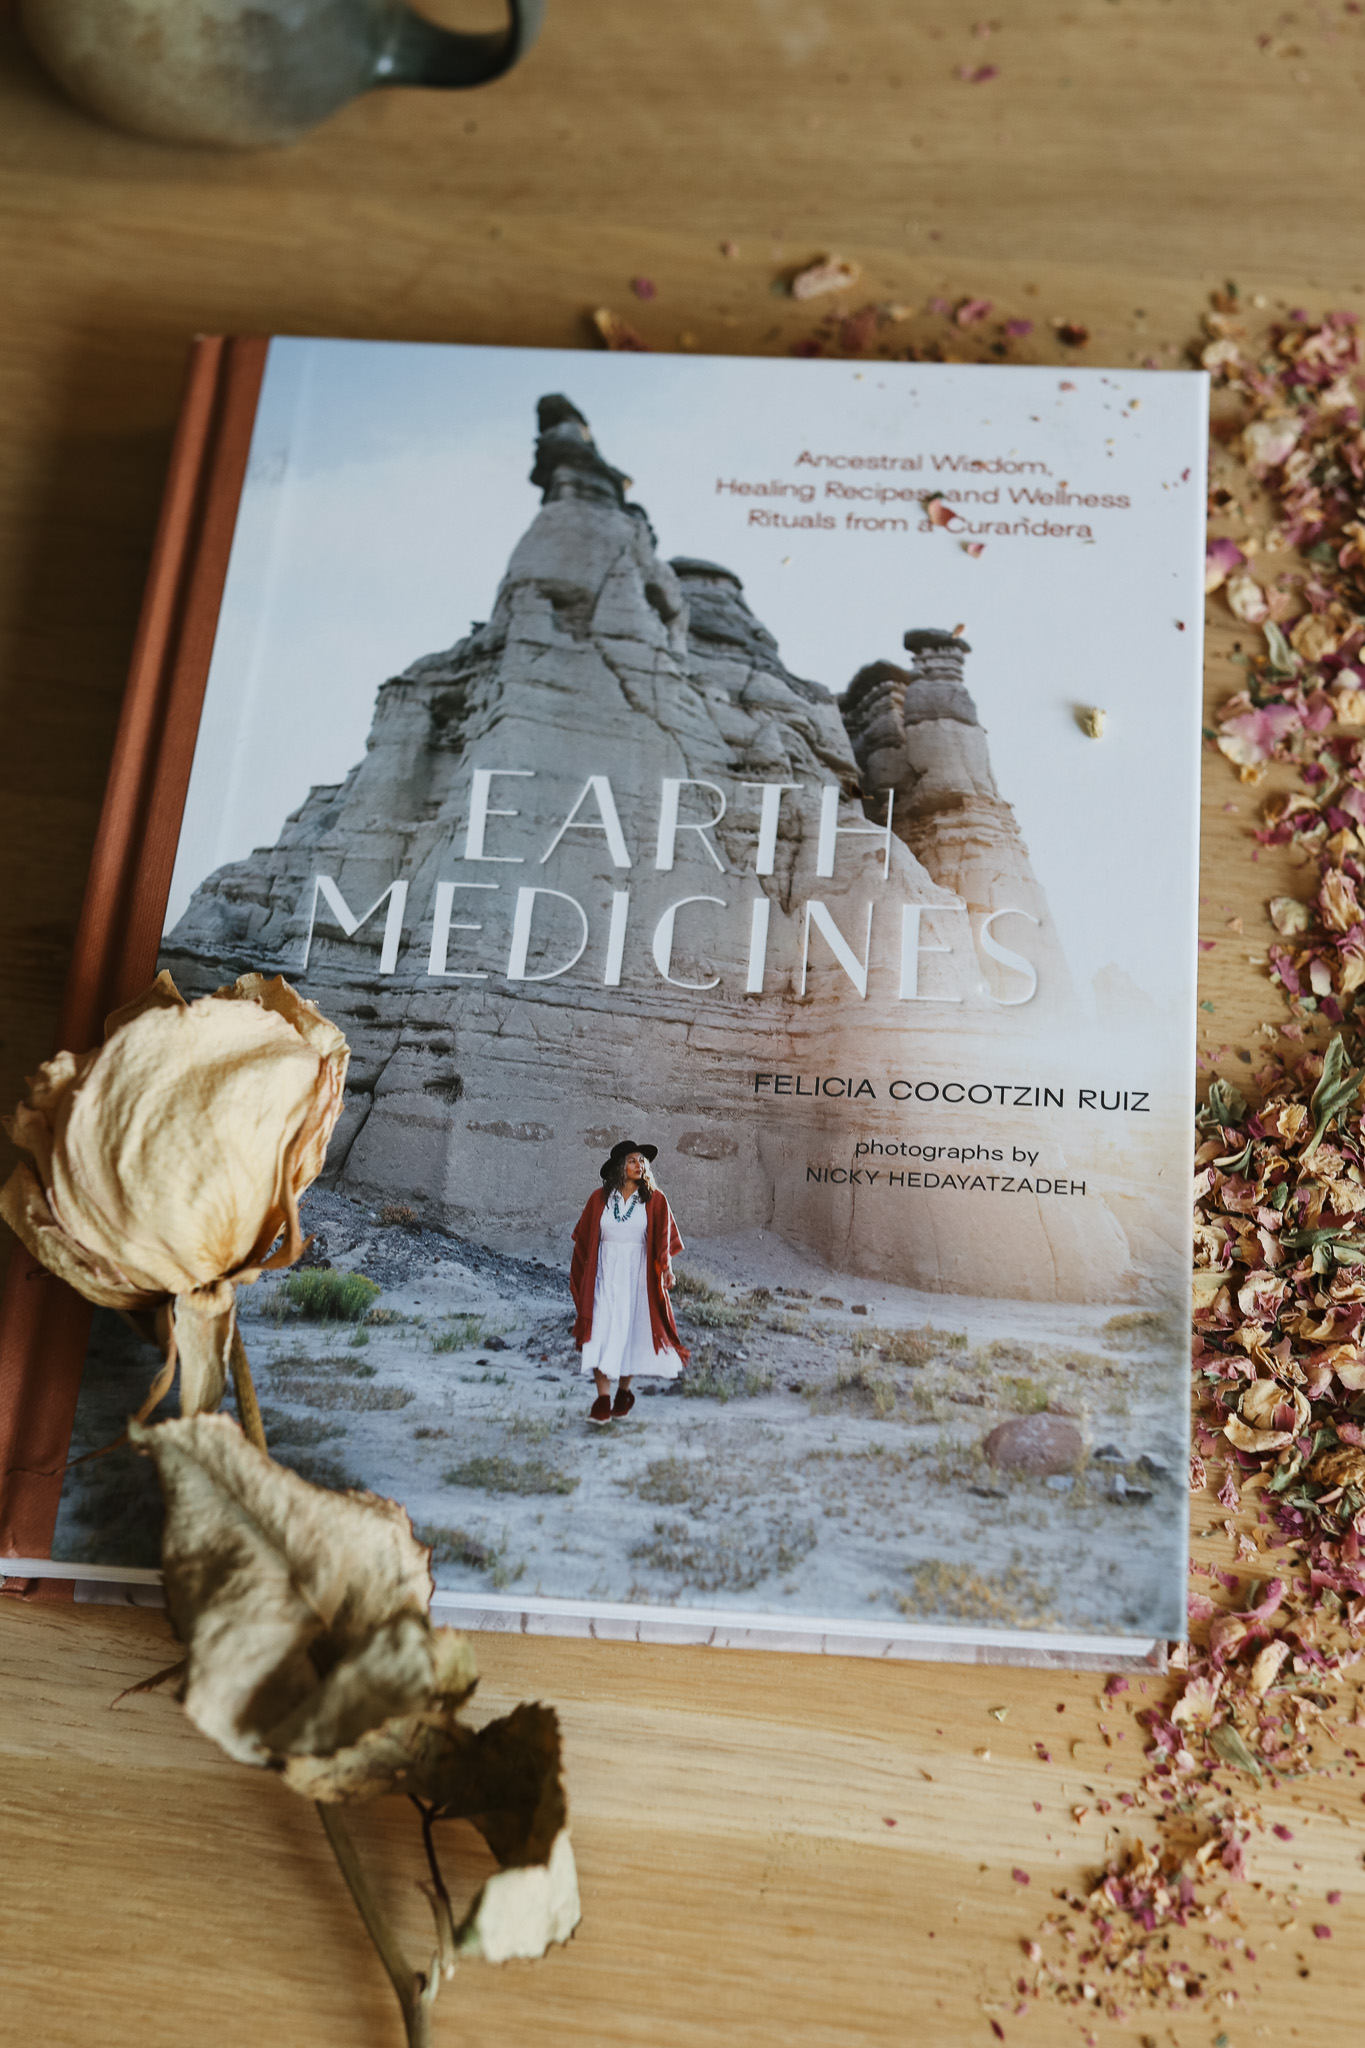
[133,1413,581,1961]
[130,1413,472,1773]
[1207,1722,1263,1781]
[1304,1033,1364,1162]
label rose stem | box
[315,1800,431,2048]
[413,1797,458,1953]
[228,1326,268,1455]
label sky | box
[167,339,1207,1009]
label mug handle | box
[381,0,547,88]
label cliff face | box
[164,397,1133,1301]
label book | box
[0,336,1206,1666]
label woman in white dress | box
[569,1140,689,1425]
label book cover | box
[6,339,1205,1665]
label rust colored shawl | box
[569,1186,689,1363]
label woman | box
[570,1140,690,1424]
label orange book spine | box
[0,335,267,1581]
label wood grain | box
[2,2,1364,2039]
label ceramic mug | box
[20,0,547,148]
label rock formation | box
[840,630,1070,1008]
[164,395,1135,1302]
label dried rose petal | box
[790,255,861,302]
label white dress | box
[579,1192,683,1385]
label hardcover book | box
[0,338,1206,1666]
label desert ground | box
[54,1187,1188,1643]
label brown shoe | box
[589,1395,613,1425]
[611,1388,636,1420]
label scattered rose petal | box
[1012,1867,1031,1885]
[629,276,657,301]
[592,308,649,351]
[790,254,861,301]
[955,63,998,82]
[1206,537,1248,593]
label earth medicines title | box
[300,769,1042,1005]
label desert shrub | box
[257,1407,346,1447]
[810,1360,897,1418]
[443,1454,578,1496]
[272,1379,412,1413]
[897,1557,1055,1628]
[974,1337,1037,1369]
[629,1514,816,1593]
[884,1326,940,1368]
[671,1267,723,1300]
[1000,1375,1051,1415]
[281,1270,381,1323]
[1102,1310,1169,1351]
[415,1522,499,1571]
[432,1315,487,1353]
[682,1359,773,1402]
[266,1352,377,1382]
[505,1413,556,1443]
[379,1202,419,1229]
[680,1297,750,1330]
[633,1454,712,1508]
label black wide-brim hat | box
[599,1138,659,1181]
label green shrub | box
[432,1314,487,1353]
[281,1270,381,1322]
[1000,1375,1051,1415]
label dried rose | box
[1291,610,1345,664]
[1223,1378,1311,1453]
[1308,1445,1365,1490]
[0,971,348,1416]
[1242,416,1300,472]
[1268,897,1311,938]
[132,1413,580,1962]
[1225,572,1270,626]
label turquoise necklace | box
[609,1189,640,1222]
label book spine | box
[0,335,267,1579]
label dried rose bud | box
[1223,1377,1310,1453]
[0,970,348,1415]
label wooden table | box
[2,3,1363,2040]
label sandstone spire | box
[840,629,1071,1008]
